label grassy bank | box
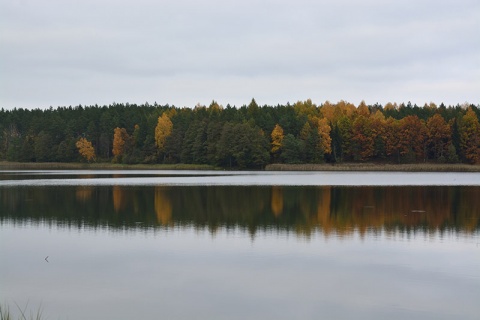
[265,163,480,172]
[0,161,218,171]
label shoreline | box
[1,161,480,172]
[0,162,218,171]
[265,163,480,172]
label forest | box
[0,99,479,168]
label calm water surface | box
[1,171,479,320]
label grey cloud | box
[0,0,479,108]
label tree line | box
[1,100,479,168]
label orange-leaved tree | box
[351,115,373,161]
[398,115,427,162]
[112,127,130,162]
[76,137,95,162]
[356,100,370,117]
[385,117,402,163]
[319,101,335,123]
[426,114,451,160]
[370,110,387,159]
[316,117,332,155]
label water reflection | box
[75,186,93,202]
[155,187,172,225]
[1,185,479,236]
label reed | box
[0,303,43,320]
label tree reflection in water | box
[1,185,479,237]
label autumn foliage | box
[271,124,284,158]
[459,108,480,163]
[112,127,129,160]
[76,137,95,162]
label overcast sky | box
[1,0,479,109]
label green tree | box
[218,123,269,169]
[56,136,77,162]
[216,122,236,167]
[459,108,480,163]
[34,131,54,162]
[300,122,322,163]
[281,134,304,164]
[335,116,353,162]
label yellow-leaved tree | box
[270,124,284,160]
[155,113,173,152]
[76,137,95,162]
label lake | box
[1,170,479,320]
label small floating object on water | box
[45,256,49,263]
[410,210,426,213]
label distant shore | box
[1,161,480,172]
